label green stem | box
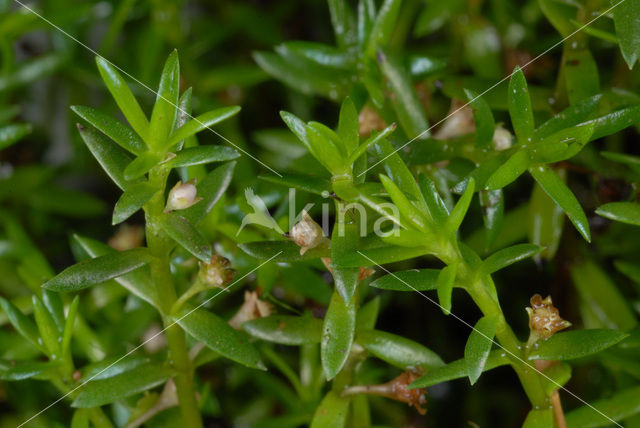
[441,243,550,409]
[144,166,203,428]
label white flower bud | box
[289,211,328,255]
[164,179,202,213]
[492,125,513,151]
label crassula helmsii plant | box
[2,0,640,427]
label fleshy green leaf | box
[480,244,543,275]
[328,0,357,48]
[0,360,60,381]
[446,177,475,235]
[61,296,79,357]
[565,386,640,428]
[358,329,444,370]
[464,315,498,385]
[43,248,152,292]
[71,235,157,306]
[584,104,640,141]
[410,350,508,388]
[595,202,640,226]
[95,56,149,140]
[0,297,43,351]
[436,264,457,315]
[72,363,173,408]
[321,289,356,380]
[166,145,239,168]
[370,269,440,291]
[380,174,428,231]
[259,174,330,196]
[306,122,348,174]
[479,189,504,248]
[243,315,323,345]
[528,329,628,360]
[310,391,350,428]
[564,47,600,105]
[160,213,211,263]
[331,210,360,303]
[464,89,495,147]
[77,123,133,190]
[181,161,236,224]
[174,307,265,370]
[485,150,529,190]
[522,409,554,428]
[32,295,60,356]
[528,178,565,261]
[112,182,157,225]
[378,52,429,139]
[418,174,449,226]
[613,0,640,69]
[535,94,601,140]
[338,97,359,154]
[163,106,241,151]
[148,50,180,148]
[71,105,146,154]
[508,66,534,143]
[123,152,162,181]
[367,0,402,55]
[529,165,591,242]
[571,260,637,331]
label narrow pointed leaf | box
[112,182,157,225]
[182,161,235,224]
[523,409,554,428]
[529,165,591,242]
[71,235,157,306]
[174,307,265,369]
[160,213,212,263]
[338,97,359,154]
[528,329,628,360]
[370,269,440,291]
[331,210,360,303]
[123,151,162,181]
[465,315,498,384]
[0,297,43,351]
[72,363,173,408]
[485,150,529,190]
[95,56,149,140]
[310,391,350,428]
[166,145,239,168]
[321,289,356,380]
[358,329,444,369]
[613,0,640,69]
[71,105,146,154]
[43,248,152,292]
[437,264,457,315]
[77,124,133,190]
[595,202,640,226]
[163,106,241,150]
[32,296,60,356]
[480,244,543,275]
[419,174,449,226]
[243,315,323,345]
[61,296,79,357]
[565,386,640,428]
[149,51,180,147]
[410,350,508,388]
[464,89,495,147]
[508,66,534,143]
[446,177,475,235]
[367,0,402,54]
[535,94,601,139]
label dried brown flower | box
[358,105,386,137]
[228,291,272,329]
[342,370,426,415]
[108,224,145,251]
[526,294,571,340]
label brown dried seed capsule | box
[289,211,329,255]
[526,294,571,340]
[199,255,235,288]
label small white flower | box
[164,179,202,213]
